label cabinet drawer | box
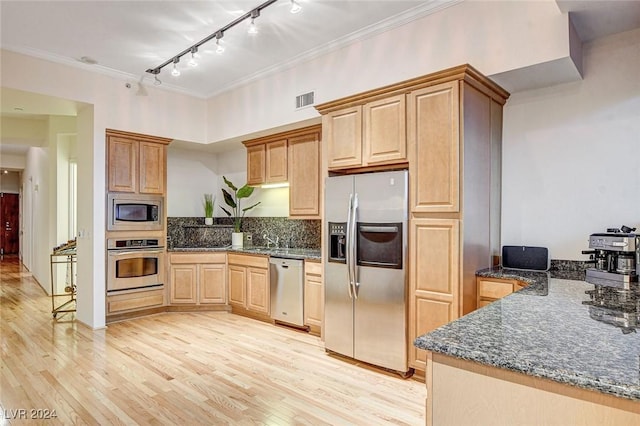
[108,289,165,313]
[228,253,269,269]
[304,260,323,276]
[170,252,226,264]
[478,279,515,299]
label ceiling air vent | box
[295,91,315,109]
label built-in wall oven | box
[107,238,164,293]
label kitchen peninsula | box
[414,269,640,425]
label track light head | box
[171,57,181,76]
[248,9,260,34]
[188,46,199,67]
[290,0,302,14]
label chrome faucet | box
[263,234,279,248]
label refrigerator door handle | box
[346,193,354,299]
[351,192,359,299]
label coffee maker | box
[582,225,639,289]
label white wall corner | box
[568,12,584,78]
[489,13,584,94]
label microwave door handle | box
[351,193,359,299]
[346,194,354,299]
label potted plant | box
[203,193,215,225]
[220,176,260,248]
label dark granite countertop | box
[169,246,321,261]
[414,269,640,401]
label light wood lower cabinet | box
[477,277,525,307]
[228,253,270,317]
[409,218,460,371]
[107,288,165,314]
[169,252,227,305]
[303,260,323,335]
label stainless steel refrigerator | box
[324,170,409,374]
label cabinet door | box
[324,106,362,170]
[408,81,460,213]
[266,140,288,183]
[228,265,246,307]
[199,264,226,304]
[108,136,137,193]
[304,263,323,328]
[288,132,321,218]
[476,277,524,308]
[363,94,406,166]
[139,141,165,194]
[246,267,269,315]
[246,144,266,185]
[170,264,197,304]
[408,218,460,371]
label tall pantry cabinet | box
[316,65,509,374]
[407,71,508,371]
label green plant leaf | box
[222,189,237,209]
[220,206,232,217]
[242,202,261,212]
[223,176,237,192]
[236,184,255,199]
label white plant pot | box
[232,232,243,249]
[204,217,214,225]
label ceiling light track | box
[145,0,280,79]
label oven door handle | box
[108,249,164,256]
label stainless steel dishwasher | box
[269,257,304,327]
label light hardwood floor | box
[0,256,425,425]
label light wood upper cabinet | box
[364,94,407,165]
[324,106,362,169]
[106,129,171,195]
[288,131,321,218]
[246,144,266,185]
[245,140,287,185]
[324,95,407,171]
[107,136,137,193]
[408,81,460,213]
[243,125,322,219]
[266,140,288,183]
[139,141,165,194]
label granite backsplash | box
[167,217,321,249]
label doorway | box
[0,192,20,255]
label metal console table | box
[50,241,77,319]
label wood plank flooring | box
[0,256,425,425]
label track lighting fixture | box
[215,31,225,54]
[171,58,181,76]
[248,9,260,34]
[188,47,199,67]
[290,0,302,14]
[145,0,278,79]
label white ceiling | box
[1,0,639,156]
[3,0,638,100]
[1,0,460,98]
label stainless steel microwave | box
[107,193,163,231]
